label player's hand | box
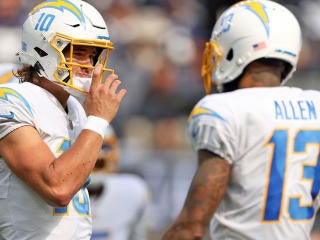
[83,64,127,122]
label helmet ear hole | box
[226,48,233,61]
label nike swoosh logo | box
[0,111,14,119]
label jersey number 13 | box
[262,129,320,222]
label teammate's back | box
[188,86,320,239]
[161,1,318,239]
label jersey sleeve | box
[0,96,34,140]
[187,96,237,164]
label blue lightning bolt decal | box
[0,87,33,115]
[29,0,85,24]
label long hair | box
[15,65,38,83]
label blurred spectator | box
[96,2,205,137]
[0,0,27,63]
[0,0,26,26]
[296,0,320,71]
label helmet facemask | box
[51,33,114,98]
[201,41,222,94]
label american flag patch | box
[253,41,266,51]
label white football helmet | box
[17,0,114,99]
[202,0,302,93]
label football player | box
[0,0,126,239]
[162,1,320,240]
[88,126,151,240]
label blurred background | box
[1,0,320,239]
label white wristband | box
[83,116,109,139]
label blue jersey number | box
[53,139,90,216]
[263,129,320,222]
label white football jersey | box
[89,174,150,240]
[188,87,320,240]
[0,82,91,240]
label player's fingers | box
[90,64,102,91]
[103,73,118,89]
[116,89,127,102]
[109,79,122,93]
